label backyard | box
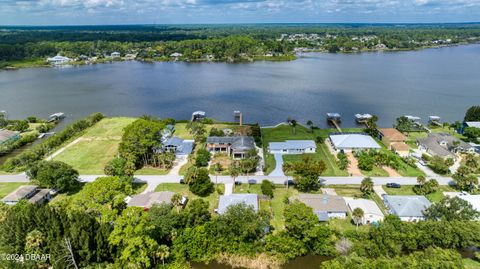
[154,183,224,212]
[52,117,135,174]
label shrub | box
[189,168,214,197]
[195,149,211,167]
[261,180,275,198]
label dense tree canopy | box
[27,160,80,193]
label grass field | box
[464,258,480,269]
[0,182,31,198]
[262,124,348,176]
[53,117,135,174]
[382,185,455,203]
[135,167,169,175]
[328,184,363,197]
[154,183,224,212]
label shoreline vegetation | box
[1,23,480,70]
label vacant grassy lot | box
[154,183,224,212]
[328,184,363,197]
[134,167,169,175]
[53,117,135,174]
[382,185,456,203]
[262,124,348,176]
[0,182,31,199]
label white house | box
[345,198,384,225]
[217,194,259,214]
[383,195,431,222]
[111,52,121,58]
[47,55,72,65]
[329,133,381,153]
[268,140,316,154]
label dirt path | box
[382,166,401,177]
[346,152,363,176]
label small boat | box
[355,113,373,123]
[404,115,421,122]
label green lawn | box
[328,217,370,234]
[52,117,135,174]
[0,183,32,199]
[154,183,223,212]
[262,124,348,176]
[328,184,363,197]
[361,166,389,177]
[382,185,455,203]
[134,167,169,175]
[463,258,480,269]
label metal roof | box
[329,133,381,150]
[384,195,431,217]
[269,140,316,151]
[218,194,258,214]
[465,122,480,128]
[344,198,384,217]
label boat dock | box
[47,112,65,122]
[191,111,206,121]
[428,116,442,126]
[326,113,342,132]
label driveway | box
[373,185,387,200]
[269,154,285,176]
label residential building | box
[417,133,474,159]
[111,52,121,58]
[457,193,480,213]
[383,195,431,222]
[206,136,255,159]
[217,194,258,214]
[160,137,194,156]
[290,194,348,221]
[0,129,20,145]
[379,128,410,156]
[344,198,384,225]
[464,122,480,128]
[268,140,316,154]
[47,55,72,65]
[329,133,381,153]
[126,191,179,209]
[1,186,52,205]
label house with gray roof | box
[0,129,20,145]
[206,136,255,159]
[383,195,431,222]
[127,191,179,209]
[217,194,258,214]
[268,140,316,154]
[1,185,53,206]
[159,137,194,156]
[329,133,381,153]
[417,133,474,159]
[290,194,348,221]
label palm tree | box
[291,119,297,134]
[213,163,223,185]
[156,245,170,267]
[352,208,364,230]
[307,120,314,133]
[282,162,293,189]
[360,177,374,197]
[229,161,240,185]
[171,193,182,213]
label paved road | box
[0,174,457,192]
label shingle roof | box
[218,194,258,214]
[28,189,51,204]
[380,128,407,141]
[291,194,348,213]
[329,133,381,150]
[0,129,19,143]
[269,140,316,151]
[384,195,431,217]
[417,133,472,158]
[127,191,175,208]
[1,185,38,203]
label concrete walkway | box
[373,185,387,200]
[269,154,285,176]
[168,155,188,176]
[224,183,234,195]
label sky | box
[1,0,480,25]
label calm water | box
[1,45,480,127]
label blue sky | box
[1,0,480,25]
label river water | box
[1,45,479,127]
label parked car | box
[386,183,401,188]
[234,181,242,186]
[284,179,295,186]
[248,179,257,184]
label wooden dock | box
[329,119,342,132]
